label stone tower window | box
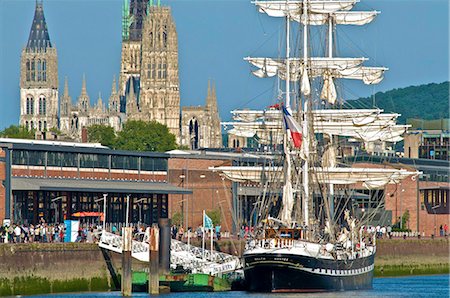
[26,96,34,115]
[26,60,31,81]
[42,59,47,81]
[38,121,42,131]
[162,63,167,79]
[37,59,42,81]
[39,96,46,115]
[44,121,47,131]
[31,59,35,81]
[30,121,34,129]
[25,121,29,130]
[147,63,151,78]
[189,118,199,149]
[162,26,168,48]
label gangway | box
[98,231,241,275]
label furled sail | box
[254,0,358,17]
[296,11,379,25]
[210,166,419,189]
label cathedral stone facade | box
[120,3,181,140]
[19,1,58,133]
[19,0,221,148]
[181,82,222,149]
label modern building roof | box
[12,177,192,195]
[0,138,168,158]
[26,1,52,50]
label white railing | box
[98,231,241,275]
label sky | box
[0,0,448,130]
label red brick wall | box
[353,162,450,236]
[168,158,233,232]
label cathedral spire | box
[27,0,52,50]
[111,75,117,94]
[206,80,218,111]
[63,76,69,97]
[81,73,87,96]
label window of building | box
[12,150,29,165]
[27,150,45,166]
[31,59,35,81]
[26,60,31,81]
[162,63,167,79]
[158,63,162,79]
[147,63,151,78]
[42,59,47,81]
[37,59,41,81]
[39,96,46,115]
[30,121,34,130]
[62,152,77,167]
[44,121,47,131]
[111,155,139,170]
[162,27,168,48]
[25,121,29,130]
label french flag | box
[282,106,303,148]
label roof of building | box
[0,138,168,158]
[12,177,192,194]
[27,1,52,50]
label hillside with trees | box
[344,81,449,124]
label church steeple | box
[78,74,90,114]
[27,0,52,50]
[60,76,71,117]
[206,80,218,112]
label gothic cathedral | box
[20,0,221,148]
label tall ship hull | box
[244,250,374,292]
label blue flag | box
[204,213,213,229]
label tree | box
[115,120,177,152]
[172,212,183,226]
[206,209,221,226]
[87,124,116,147]
[0,125,34,139]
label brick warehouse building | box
[167,150,275,234]
[0,139,190,225]
[348,156,450,237]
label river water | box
[30,275,449,298]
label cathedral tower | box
[138,4,181,139]
[119,0,148,95]
[20,0,58,132]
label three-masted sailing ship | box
[212,0,419,292]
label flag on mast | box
[282,105,303,148]
[204,212,213,229]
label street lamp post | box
[95,194,108,233]
[51,196,65,224]
[135,198,145,224]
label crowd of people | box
[0,220,101,243]
[170,224,222,242]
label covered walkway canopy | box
[12,177,192,194]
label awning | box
[11,177,192,195]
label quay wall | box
[0,243,122,296]
[0,238,448,296]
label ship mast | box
[301,0,312,239]
[281,0,293,227]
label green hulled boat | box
[132,271,231,292]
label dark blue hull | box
[243,251,375,292]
